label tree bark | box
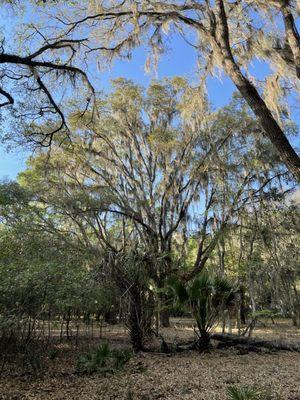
[215,0,300,181]
[159,309,170,328]
[128,287,145,352]
[232,76,300,180]
[281,4,300,80]
[66,308,71,340]
[198,329,211,350]
[239,286,247,325]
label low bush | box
[75,343,132,375]
[22,342,45,376]
[227,385,270,400]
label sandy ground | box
[1,320,299,400]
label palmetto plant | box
[75,343,132,375]
[227,386,265,400]
[168,272,233,349]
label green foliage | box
[0,213,119,349]
[227,386,269,400]
[0,181,29,206]
[0,75,298,361]
[168,272,233,344]
[47,347,59,360]
[22,343,45,376]
[252,310,278,318]
[75,343,132,375]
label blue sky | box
[0,29,236,180]
[0,6,298,180]
[0,148,30,180]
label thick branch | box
[281,4,300,79]
[0,87,14,107]
[214,0,300,181]
[0,53,94,93]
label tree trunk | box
[281,5,300,80]
[198,329,211,350]
[59,316,64,341]
[239,286,247,325]
[215,0,300,181]
[159,309,170,328]
[47,312,51,345]
[66,308,71,340]
[104,309,118,325]
[233,76,300,180]
[292,284,300,326]
[128,287,145,352]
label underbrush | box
[227,386,271,400]
[75,342,132,375]
[0,337,48,376]
[0,335,132,378]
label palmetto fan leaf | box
[167,272,233,348]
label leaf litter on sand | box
[1,348,300,400]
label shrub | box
[47,347,59,360]
[22,342,45,376]
[227,386,270,400]
[75,343,132,375]
[167,273,233,349]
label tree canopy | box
[0,0,299,177]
